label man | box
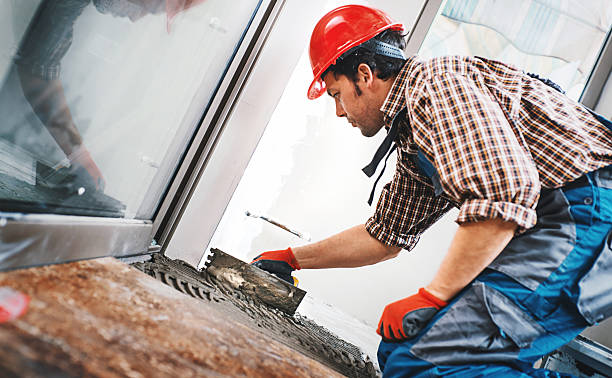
[251,5,612,377]
[5,0,201,193]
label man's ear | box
[357,63,374,86]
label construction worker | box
[251,5,612,377]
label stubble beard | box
[359,122,384,137]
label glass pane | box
[0,0,260,219]
[419,0,612,100]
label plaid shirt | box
[366,56,612,249]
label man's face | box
[323,69,386,137]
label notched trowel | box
[204,248,306,315]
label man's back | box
[401,55,612,189]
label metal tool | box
[245,211,311,241]
[204,248,306,315]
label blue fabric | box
[378,345,574,378]
[379,338,574,377]
[588,110,612,132]
[416,150,444,196]
[377,168,612,377]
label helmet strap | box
[340,38,406,61]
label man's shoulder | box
[415,55,475,78]
[417,55,522,79]
[402,56,472,94]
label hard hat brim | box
[307,77,326,100]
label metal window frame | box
[152,0,284,247]
[0,213,152,271]
[157,0,334,266]
[405,0,443,56]
[580,27,612,109]
[0,0,282,271]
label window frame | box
[157,0,347,267]
[152,0,284,248]
[580,28,612,109]
[404,0,443,56]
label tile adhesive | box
[133,252,379,377]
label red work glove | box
[377,287,448,342]
[69,146,106,192]
[251,248,300,284]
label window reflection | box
[0,0,259,218]
[419,0,612,100]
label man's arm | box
[293,224,401,269]
[17,69,105,190]
[17,68,82,156]
[376,218,516,341]
[426,218,517,301]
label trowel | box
[204,248,306,315]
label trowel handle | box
[245,211,311,241]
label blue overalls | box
[363,108,612,377]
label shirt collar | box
[380,57,417,126]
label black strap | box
[360,39,406,60]
[366,145,397,205]
[588,110,612,132]
[362,108,406,177]
[362,108,407,205]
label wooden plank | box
[0,257,341,377]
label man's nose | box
[335,100,346,118]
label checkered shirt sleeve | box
[365,165,452,250]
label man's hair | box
[322,29,407,87]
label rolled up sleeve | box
[411,72,541,232]
[366,169,451,250]
[457,199,537,229]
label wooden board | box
[0,257,341,377]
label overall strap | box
[587,109,612,132]
[414,150,444,197]
[361,108,405,205]
[361,108,444,205]
[362,108,406,177]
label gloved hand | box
[251,248,300,285]
[69,145,106,192]
[377,287,448,342]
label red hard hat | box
[307,5,405,100]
